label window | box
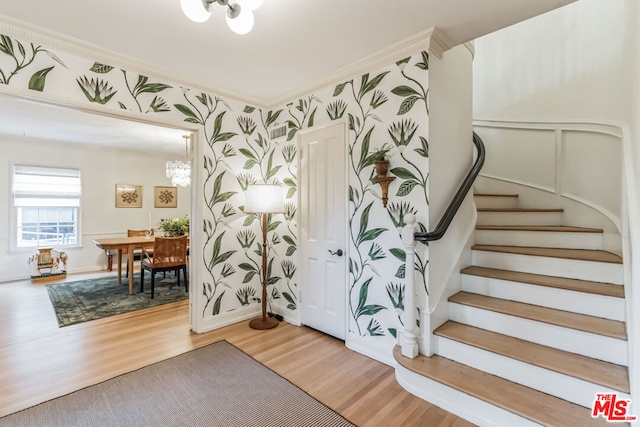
[12,165,81,249]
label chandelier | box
[180,0,263,35]
[166,135,191,187]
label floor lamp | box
[244,184,285,330]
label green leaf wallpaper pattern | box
[0,30,430,349]
[285,96,320,141]
[122,72,173,113]
[90,62,114,74]
[0,35,47,86]
[28,66,54,92]
[166,89,300,318]
[272,53,431,340]
[392,53,429,116]
[77,76,117,104]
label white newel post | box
[401,213,419,358]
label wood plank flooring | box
[0,272,473,426]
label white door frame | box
[188,128,204,332]
[297,120,350,339]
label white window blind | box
[14,165,82,207]
[12,165,81,249]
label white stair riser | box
[448,303,628,365]
[396,364,540,427]
[461,275,625,321]
[434,336,631,408]
[474,197,518,209]
[477,211,562,226]
[476,230,603,250]
[472,250,624,285]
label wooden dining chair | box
[140,235,188,299]
[125,229,154,278]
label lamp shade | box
[226,7,254,35]
[245,184,284,213]
[181,0,212,23]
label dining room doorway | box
[0,92,200,329]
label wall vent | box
[270,123,287,141]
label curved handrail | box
[414,132,485,242]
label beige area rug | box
[0,341,355,427]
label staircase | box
[395,192,630,427]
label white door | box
[300,122,347,340]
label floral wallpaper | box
[0,31,430,350]
[271,52,431,342]
[0,35,65,88]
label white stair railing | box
[401,213,418,358]
[398,133,485,359]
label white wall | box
[0,135,190,282]
[430,44,474,225]
[473,0,638,408]
[472,0,634,252]
[626,0,640,413]
[425,43,474,346]
[473,122,623,254]
[474,0,633,125]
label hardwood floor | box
[0,271,473,426]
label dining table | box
[93,235,156,295]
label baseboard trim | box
[346,334,394,367]
[198,305,261,333]
[276,305,301,326]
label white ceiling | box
[0,0,575,153]
[0,95,189,155]
[0,0,575,105]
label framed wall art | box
[154,186,178,208]
[115,184,143,208]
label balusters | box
[401,213,419,358]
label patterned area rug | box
[0,340,355,427]
[46,273,188,327]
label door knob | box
[328,249,344,257]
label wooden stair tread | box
[393,347,613,427]
[472,245,623,264]
[449,292,627,340]
[474,193,519,198]
[461,266,624,298]
[478,208,564,212]
[434,321,630,393]
[476,225,603,233]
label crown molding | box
[463,41,475,59]
[0,14,268,109]
[427,27,454,59]
[0,15,460,110]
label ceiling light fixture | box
[166,135,191,187]
[180,0,262,35]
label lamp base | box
[249,315,279,330]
